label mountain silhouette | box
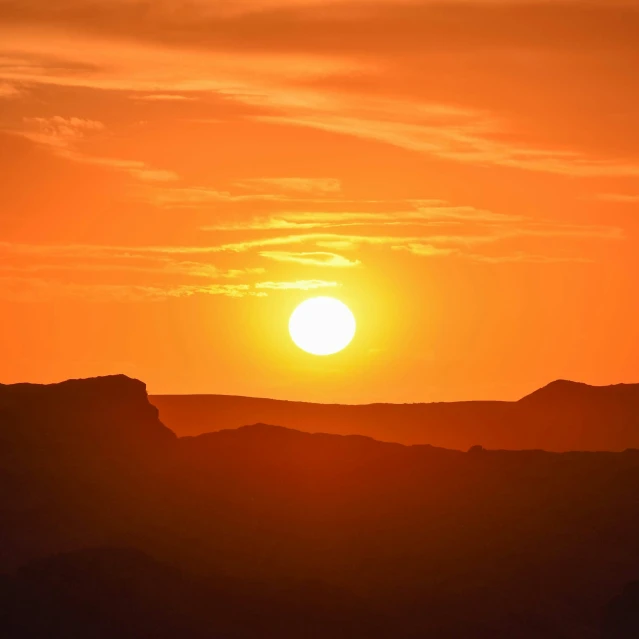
[151,379,639,451]
[1,375,639,637]
[603,581,639,639]
[1,375,175,455]
[0,547,393,639]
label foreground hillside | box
[1,375,639,638]
[151,379,639,451]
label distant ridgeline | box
[151,379,639,451]
[1,375,639,638]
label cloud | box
[227,267,266,277]
[2,1,634,56]
[203,205,523,232]
[81,156,179,182]
[0,242,274,302]
[315,239,357,250]
[134,93,196,101]
[209,232,488,254]
[0,82,23,98]
[392,244,459,257]
[14,116,179,182]
[259,251,361,267]
[143,184,384,212]
[235,177,342,194]
[22,116,105,148]
[0,244,275,279]
[196,206,623,267]
[143,187,321,208]
[393,244,593,264]
[2,2,638,179]
[0,277,263,302]
[255,279,339,291]
[3,190,618,271]
[0,241,226,263]
[595,193,639,204]
[259,109,639,178]
[212,234,328,253]
[208,218,622,254]
[468,252,593,264]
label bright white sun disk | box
[289,297,356,356]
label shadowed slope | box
[2,376,639,637]
[0,548,392,639]
[1,375,176,454]
[151,380,639,451]
[0,375,175,570]
[603,581,639,639]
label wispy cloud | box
[0,241,370,300]
[0,81,23,98]
[255,280,339,291]
[134,93,196,101]
[22,116,105,148]
[235,177,341,195]
[0,277,263,302]
[0,242,272,303]
[259,251,361,267]
[1,237,374,300]
[143,187,311,208]
[14,116,178,182]
[140,185,384,211]
[393,244,593,264]
[2,0,639,182]
[260,108,639,178]
[2,4,638,181]
[595,193,639,204]
[468,253,593,264]
[392,244,459,257]
[211,232,476,254]
[81,156,179,183]
[203,205,520,232]
[208,221,622,254]
[0,242,232,273]
[199,208,622,266]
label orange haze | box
[1,0,638,402]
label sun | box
[289,297,356,356]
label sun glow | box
[289,297,356,356]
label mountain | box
[151,379,639,451]
[0,375,176,570]
[1,375,175,455]
[603,581,639,639]
[0,547,392,639]
[2,375,639,638]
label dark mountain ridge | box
[151,379,639,451]
[1,375,175,455]
[1,375,639,638]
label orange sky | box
[1,0,638,402]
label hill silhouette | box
[1,375,639,637]
[151,379,639,451]
[603,581,639,639]
[0,547,393,639]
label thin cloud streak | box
[235,178,342,194]
[207,222,622,253]
[0,277,263,302]
[2,4,638,179]
[202,206,523,232]
[259,251,361,267]
[393,244,594,264]
[255,280,340,291]
[595,193,639,204]
[259,111,639,177]
[13,115,179,182]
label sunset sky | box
[1,0,638,402]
